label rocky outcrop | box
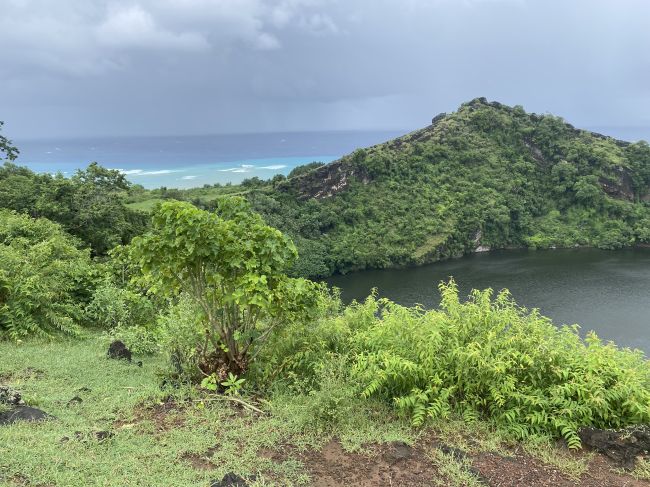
[0,406,53,425]
[579,425,650,469]
[598,167,636,201]
[281,159,371,200]
[0,387,53,426]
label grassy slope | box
[0,336,410,487]
[2,336,648,487]
[126,185,252,213]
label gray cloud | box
[1,0,649,139]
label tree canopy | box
[128,198,319,376]
[0,162,148,255]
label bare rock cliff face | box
[598,168,636,201]
[279,158,371,200]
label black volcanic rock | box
[0,406,54,425]
[107,340,132,362]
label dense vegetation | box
[0,210,95,338]
[1,103,650,463]
[255,279,650,448]
[0,142,147,255]
[241,99,650,276]
[127,199,320,379]
[3,100,650,277]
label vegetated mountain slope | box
[248,98,650,277]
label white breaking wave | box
[218,165,253,173]
[115,168,183,176]
[181,175,197,180]
[141,169,181,175]
[259,164,286,170]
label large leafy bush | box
[0,210,95,338]
[128,198,321,377]
[263,280,650,448]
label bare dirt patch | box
[471,449,649,487]
[260,438,650,486]
[114,399,184,434]
[286,440,441,486]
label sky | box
[1,0,650,139]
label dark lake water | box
[327,249,650,353]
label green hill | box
[247,98,650,277]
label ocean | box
[13,131,403,189]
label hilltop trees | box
[0,162,148,255]
[247,99,650,276]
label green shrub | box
[128,199,321,378]
[0,210,95,338]
[250,285,344,388]
[86,281,161,355]
[107,323,160,356]
[85,283,156,330]
[263,280,650,448]
[154,294,206,381]
[350,280,650,448]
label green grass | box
[1,334,639,486]
[126,186,253,213]
[126,198,165,212]
[0,336,412,486]
[430,449,484,487]
[522,437,592,481]
[630,458,650,480]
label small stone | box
[93,430,114,442]
[210,472,249,487]
[386,441,413,463]
[67,396,83,407]
[107,340,132,362]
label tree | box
[0,162,148,255]
[0,122,19,162]
[573,175,603,206]
[129,198,319,378]
[67,163,148,254]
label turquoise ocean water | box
[14,131,402,189]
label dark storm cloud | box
[1,0,649,138]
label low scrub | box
[263,280,650,448]
[0,210,95,338]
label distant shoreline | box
[12,130,404,189]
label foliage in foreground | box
[127,199,321,379]
[262,280,650,448]
[0,210,95,338]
